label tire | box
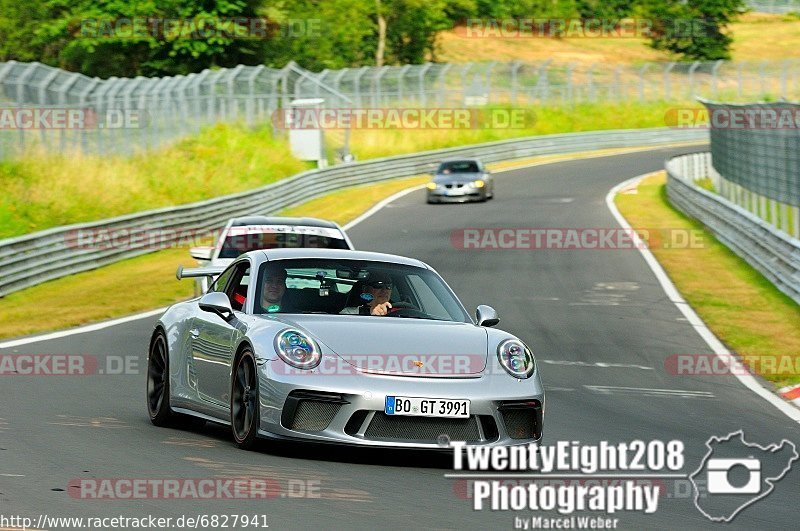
[231,350,260,450]
[147,330,176,427]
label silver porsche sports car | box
[147,248,544,450]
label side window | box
[407,275,449,320]
[225,262,251,312]
[208,265,235,294]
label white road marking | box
[586,385,715,398]
[0,307,167,349]
[0,473,24,477]
[542,360,653,370]
[606,172,800,422]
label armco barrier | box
[666,152,800,305]
[0,127,706,297]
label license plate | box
[385,396,470,418]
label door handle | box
[190,328,200,338]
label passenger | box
[341,271,394,316]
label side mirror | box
[199,292,234,320]
[476,305,499,327]
[190,246,214,261]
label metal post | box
[353,66,368,108]
[586,63,595,102]
[638,64,649,102]
[227,64,246,120]
[459,63,473,106]
[711,60,723,98]
[333,68,348,108]
[397,64,411,105]
[246,65,265,124]
[688,61,701,99]
[374,66,389,107]
[510,61,522,104]
[417,62,432,107]
[435,64,453,106]
[663,62,675,100]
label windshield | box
[437,160,480,174]
[218,227,348,259]
[253,258,470,322]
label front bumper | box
[427,187,484,203]
[257,359,544,449]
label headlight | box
[275,329,321,370]
[426,182,437,190]
[473,179,485,188]
[497,339,535,379]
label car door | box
[191,259,250,407]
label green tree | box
[4,0,269,77]
[640,0,746,60]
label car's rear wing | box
[175,265,226,280]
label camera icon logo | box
[706,457,760,494]
[690,431,797,522]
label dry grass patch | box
[616,173,800,388]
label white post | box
[793,206,800,239]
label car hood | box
[271,314,488,376]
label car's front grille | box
[499,400,543,440]
[289,400,341,432]
[282,391,347,432]
[363,413,482,442]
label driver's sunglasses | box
[367,282,392,290]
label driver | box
[341,271,394,316]
[260,264,287,313]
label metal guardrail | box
[0,127,707,297]
[666,152,800,305]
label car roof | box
[229,216,341,229]
[255,248,430,268]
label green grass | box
[0,123,310,239]
[616,173,800,388]
[345,101,680,161]
[0,175,426,339]
[1,100,697,240]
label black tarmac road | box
[1,147,798,530]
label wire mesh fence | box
[703,100,800,209]
[746,0,800,13]
[1,58,800,158]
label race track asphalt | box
[1,146,798,530]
